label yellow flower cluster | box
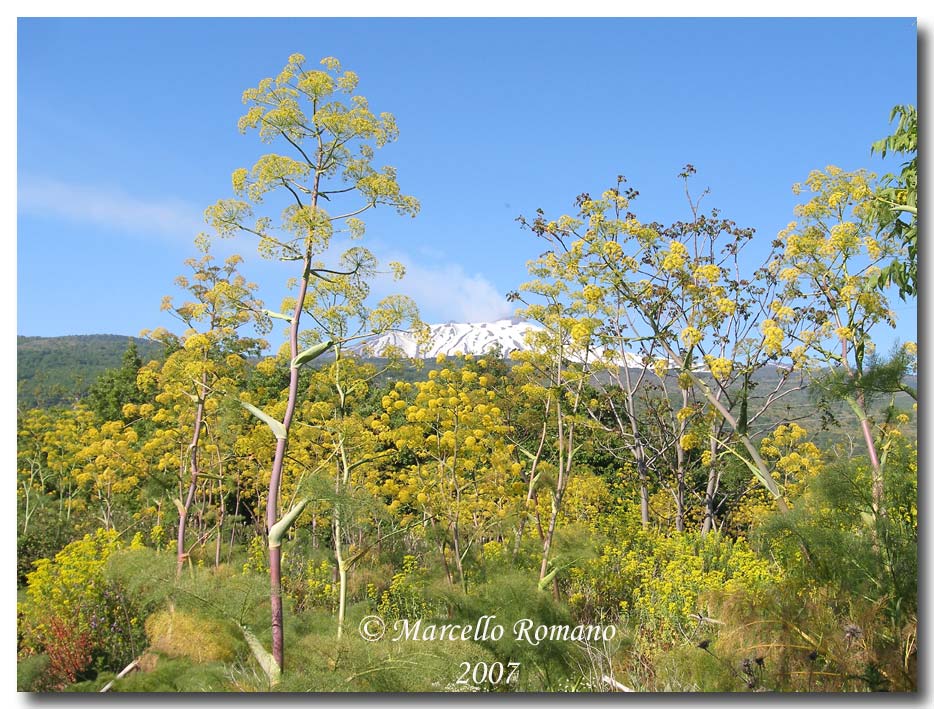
[566,516,780,640]
[602,239,623,262]
[374,555,441,621]
[19,529,128,659]
[757,423,823,499]
[704,355,733,381]
[790,345,808,366]
[680,430,702,451]
[303,559,339,611]
[770,300,795,323]
[760,319,784,355]
[693,264,721,283]
[255,357,279,376]
[582,284,603,302]
[680,326,702,347]
[716,297,737,315]
[662,240,689,272]
[828,221,860,254]
[378,360,519,535]
[835,326,855,341]
[570,320,594,343]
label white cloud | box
[377,256,514,324]
[18,176,202,241]
[287,237,515,325]
[15,175,517,325]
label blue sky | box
[17,17,917,350]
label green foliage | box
[17,653,51,692]
[145,608,240,662]
[98,658,232,692]
[757,437,917,623]
[374,554,441,621]
[271,608,499,692]
[17,503,76,585]
[815,347,916,406]
[85,341,149,422]
[708,438,918,691]
[650,643,746,691]
[106,547,271,629]
[870,104,917,299]
[438,571,583,691]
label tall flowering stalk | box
[206,54,418,679]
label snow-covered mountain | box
[358,318,541,359]
[357,318,647,367]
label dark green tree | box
[86,340,145,422]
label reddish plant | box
[44,616,93,687]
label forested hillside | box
[18,335,165,410]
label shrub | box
[437,571,582,691]
[565,510,780,640]
[82,658,232,692]
[711,441,919,691]
[373,555,441,621]
[145,607,239,662]
[44,616,94,686]
[16,507,75,586]
[105,546,271,632]
[18,528,147,686]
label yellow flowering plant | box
[773,166,909,517]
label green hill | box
[17,335,165,410]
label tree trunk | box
[539,490,563,583]
[514,404,550,555]
[227,479,241,564]
[846,394,885,517]
[265,250,314,674]
[675,443,686,533]
[334,511,347,639]
[439,538,454,586]
[701,437,720,535]
[269,545,283,665]
[452,523,467,591]
[176,387,206,578]
[267,435,291,672]
[637,460,650,529]
[214,508,223,568]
